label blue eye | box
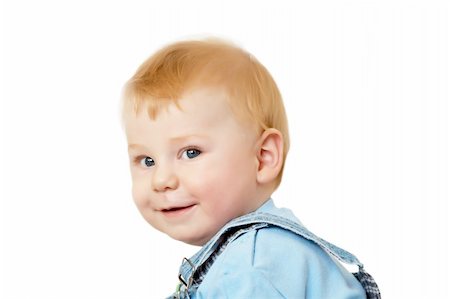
[182,148,201,159]
[138,156,155,167]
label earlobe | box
[256,128,284,185]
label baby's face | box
[125,86,262,246]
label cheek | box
[131,175,151,207]
[182,151,256,199]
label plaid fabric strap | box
[353,268,382,299]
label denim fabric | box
[169,199,370,299]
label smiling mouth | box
[161,204,196,217]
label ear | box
[255,128,284,185]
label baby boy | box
[121,37,380,298]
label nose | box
[151,164,179,192]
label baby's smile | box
[160,204,197,218]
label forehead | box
[124,86,256,143]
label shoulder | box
[222,225,332,266]
[196,226,366,298]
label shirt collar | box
[255,197,275,213]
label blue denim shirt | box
[170,199,367,298]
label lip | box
[160,204,197,218]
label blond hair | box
[121,37,290,189]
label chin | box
[169,233,209,247]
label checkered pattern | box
[353,269,382,299]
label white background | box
[1,0,449,298]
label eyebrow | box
[128,134,209,151]
[168,134,210,143]
[128,144,146,151]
